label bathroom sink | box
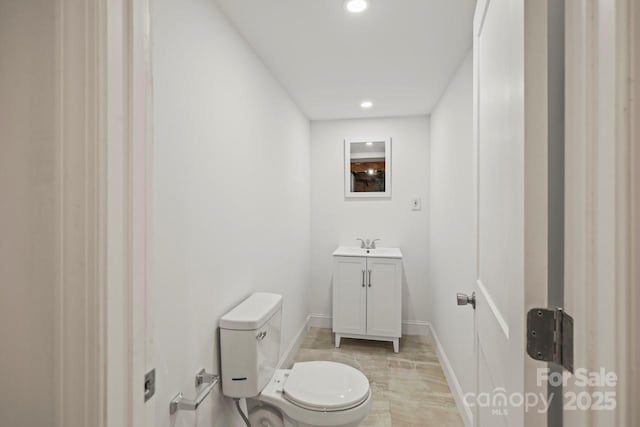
[332,246,403,259]
[332,247,367,257]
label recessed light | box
[360,100,373,109]
[345,0,369,14]
[366,142,373,146]
[367,169,375,175]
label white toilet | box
[220,292,372,427]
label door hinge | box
[526,307,574,372]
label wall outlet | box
[411,197,422,211]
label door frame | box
[631,2,640,422]
[564,0,638,425]
[54,0,152,426]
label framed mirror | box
[344,138,391,198]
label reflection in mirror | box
[344,138,391,198]
[350,141,386,192]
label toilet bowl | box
[219,293,372,427]
[251,361,372,427]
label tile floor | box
[290,328,464,427]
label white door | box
[365,258,401,338]
[472,0,548,425]
[333,257,367,335]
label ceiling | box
[216,0,475,120]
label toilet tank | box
[219,292,283,398]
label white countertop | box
[332,246,403,259]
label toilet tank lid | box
[219,292,283,331]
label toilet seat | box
[255,367,372,426]
[283,361,370,412]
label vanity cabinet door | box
[365,258,402,338]
[332,256,367,335]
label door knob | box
[457,292,476,309]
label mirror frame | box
[344,137,392,199]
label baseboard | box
[401,320,430,336]
[428,323,473,427]
[278,315,311,369]
[308,315,430,336]
[308,313,332,329]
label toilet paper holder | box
[169,369,219,415]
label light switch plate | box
[411,197,422,211]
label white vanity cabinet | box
[332,247,403,352]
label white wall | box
[310,117,430,326]
[0,1,55,426]
[429,51,475,411]
[152,1,310,425]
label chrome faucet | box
[356,238,381,249]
